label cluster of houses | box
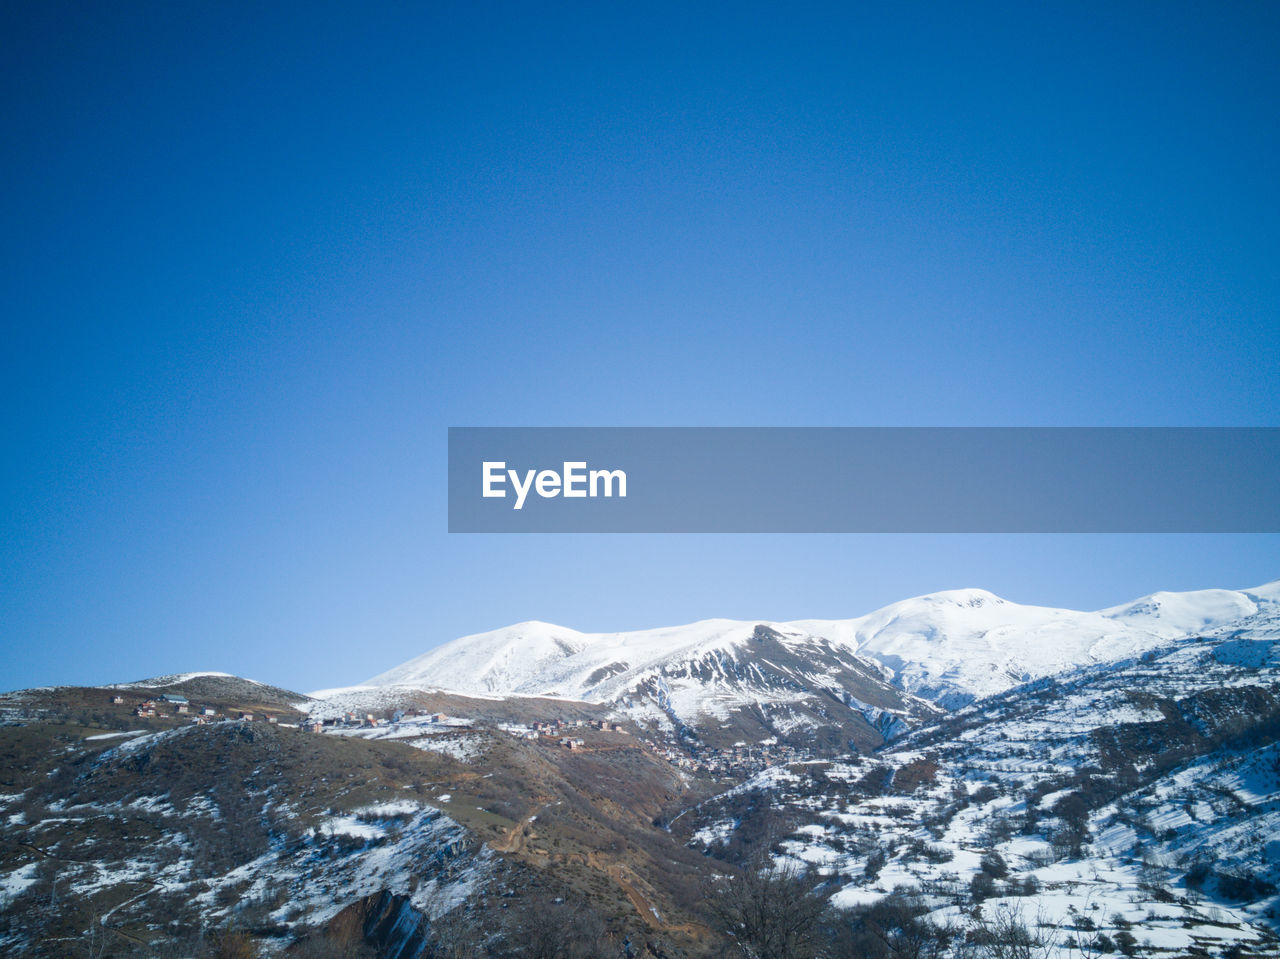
[504,714,801,769]
[306,710,453,733]
[110,689,806,779]
[287,699,803,776]
[114,693,277,725]
[529,717,623,734]
[500,717,629,748]
[589,718,629,733]
[303,708,633,751]
[643,738,807,776]
[304,709,631,746]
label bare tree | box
[1051,793,1091,859]
[487,897,612,959]
[842,889,955,959]
[82,915,108,959]
[705,859,828,959]
[968,903,1057,959]
[1062,894,1107,959]
[428,903,492,959]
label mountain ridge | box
[3,578,1279,957]
[359,581,1280,711]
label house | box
[175,704,189,714]
[201,707,216,717]
[110,695,124,704]
[161,694,189,705]
[239,712,253,721]
[267,716,278,724]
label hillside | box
[2,578,1280,957]
[0,673,311,731]
[678,597,1280,955]
[0,706,718,958]
[353,622,940,759]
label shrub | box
[969,871,997,903]
[980,850,1008,879]
[1113,931,1140,956]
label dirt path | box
[490,805,547,854]
[485,809,710,939]
[605,861,663,926]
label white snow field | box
[363,581,1279,710]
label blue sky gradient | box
[2,3,1277,692]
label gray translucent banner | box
[448,427,1280,533]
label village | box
[120,693,286,725]
[312,709,631,749]
[114,693,811,781]
[641,737,810,777]
[310,703,812,779]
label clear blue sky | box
[2,3,1277,693]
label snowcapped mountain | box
[361,582,1280,717]
[1099,583,1278,635]
[368,620,935,753]
[796,583,1277,708]
[365,618,778,698]
[680,589,1280,951]
[4,578,1279,957]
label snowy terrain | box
[4,577,1280,957]
[682,596,1280,951]
[0,720,489,956]
[363,582,1280,711]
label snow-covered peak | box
[1244,579,1280,603]
[894,587,1008,609]
[1099,587,1265,636]
[362,580,1280,711]
[363,617,765,697]
[365,620,594,696]
[815,590,1137,707]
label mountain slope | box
[360,620,937,756]
[0,703,723,958]
[4,578,1279,957]
[679,596,1280,950]
[0,672,311,728]
[364,582,1280,712]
